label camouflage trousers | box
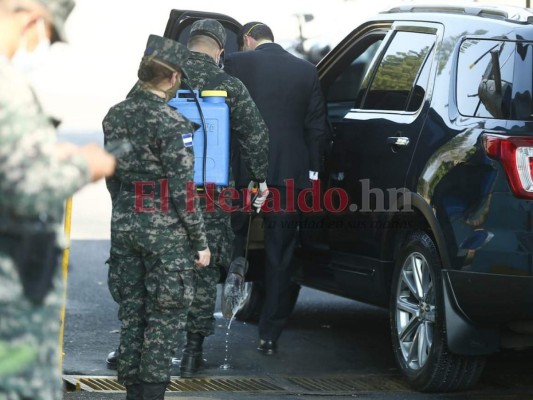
[0,250,63,400]
[108,230,197,385]
[186,209,234,337]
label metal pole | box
[528,0,531,9]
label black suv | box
[165,5,533,392]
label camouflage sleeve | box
[225,78,269,182]
[158,113,208,251]
[102,113,123,201]
[0,120,91,219]
[0,65,91,219]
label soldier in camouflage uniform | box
[177,19,269,378]
[106,19,270,379]
[102,34,211,400]
[0,0,116,399]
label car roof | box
[349,3,533,41]
[382,3,533,23]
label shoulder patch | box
[182,133,193,147]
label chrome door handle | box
[387,137,410,147]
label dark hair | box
[137,57,176,84]
[238,22,274,48]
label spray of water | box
[219,284,251,370]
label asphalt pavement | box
[62,238,533,400]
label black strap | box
[244,213,253,261]
[204,72,230,91]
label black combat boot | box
[180,332,205,378]
[125,383,142,400]
[142,381,168,400]
[106,350,118,370]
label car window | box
[324,36,384,121]
[456,39,533,120]
[327,40,383,104]
[456,39,516,119]
[361,31,436,112]
[510,42,533,120]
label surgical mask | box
[11,19,51,74]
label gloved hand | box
[250,180,269,212]
[309,171,319,180]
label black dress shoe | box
[106,350,118,370]
[257,340,276,355]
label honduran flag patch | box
[182,133,193,148]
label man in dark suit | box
[225,22,329,355]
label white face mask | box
[11,19,51,74]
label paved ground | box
[62,236,533,400]
[59,132,533,399]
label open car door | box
[164,10,242,56]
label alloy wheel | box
[395,251,436,370]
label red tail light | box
[483,134,533,199]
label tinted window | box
[457,39,515,119]
[361,31,435,111]
[511,42,533,120]
[458,39,533,120]
[327,40,382,104]
[324,35,384,121]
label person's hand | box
[309,171,318,180]
[195,247,211,268]
[80,144,116,182]
[54,142,79,160]
[253,181,269,212]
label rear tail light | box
[483,134,533,199]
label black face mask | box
[165,76,181,102]
[218,51,225,69]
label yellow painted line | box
[59,197,73,372]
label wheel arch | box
[383,192,500,356]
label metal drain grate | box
[167,377,283,392]
[288,375,409,392]
[64,376,285,393]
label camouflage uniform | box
[183,26,269,338]
[0,1,91,399]
[102,35,208,386]
[0,50,90,400]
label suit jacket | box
[225,42,329,189]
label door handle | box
[387,137,410,147]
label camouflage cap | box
[189,19,226,49]
[35,0,75,42]
[143,34,190,75]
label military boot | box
[180,332,204,378]
[142,381,168,400]
[106,349,118,370]
[125,383,142,400]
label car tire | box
[235,281,301,323]
[390,231,486,392]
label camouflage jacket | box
[103,86,208,251]
[0,60,90,233]
[183,52,269,184]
